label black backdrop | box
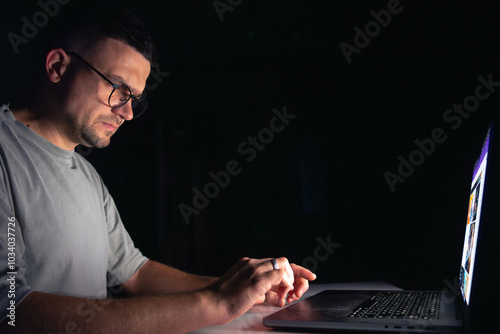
[1,0,499,290]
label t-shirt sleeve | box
[0,156,33,323]
[102,183,148,288]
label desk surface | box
[189,281,401,334]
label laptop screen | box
[459,128,490,305]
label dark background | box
[1,0,498,290]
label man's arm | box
[121,260,218,296]
[0,257,315,334]
[1,287,220,334]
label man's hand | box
[262,262,317,306]
[206,257,316,324]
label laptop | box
[264,123,498,333]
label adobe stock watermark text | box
[302,234,340,272]
[5,216,18,327]
[339,0,414,64]
[212,0,244,22]
[384,73,499,192]
[7,0,72,54]
[178,106,296,224]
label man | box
[0,3,316,333]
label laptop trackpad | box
[272,290,374,321]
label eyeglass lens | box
[110,87,147,118]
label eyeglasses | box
[65,50,147,119]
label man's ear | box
[45,49,71,83]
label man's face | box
[61,38,151,149]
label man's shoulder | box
[0,104,21,146]
[0,104,13,129]
[0,104,8,113]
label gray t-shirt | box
[0,104,148,321]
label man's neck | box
[11,106,76,151]
[11,107,40,131]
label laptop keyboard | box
[348,291,440,320]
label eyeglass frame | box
[65,50,148,119]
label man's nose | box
[112,101,134,121]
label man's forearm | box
[1,289,223,334]
[123,260,218,296]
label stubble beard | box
[80,123,113,149]
[64,110,114,149]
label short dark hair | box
[50,1,157,65]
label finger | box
[254,258,293,289]
[273,257,294,286]
[258,281,288,307]
[290,263,317,281]
[275,288,289,307]
[262,266,291,306]
[255,293,266,305]
[271,269,291,303]
[255,258,300,305]
[288,277,310,301]
[263,290,286,307]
